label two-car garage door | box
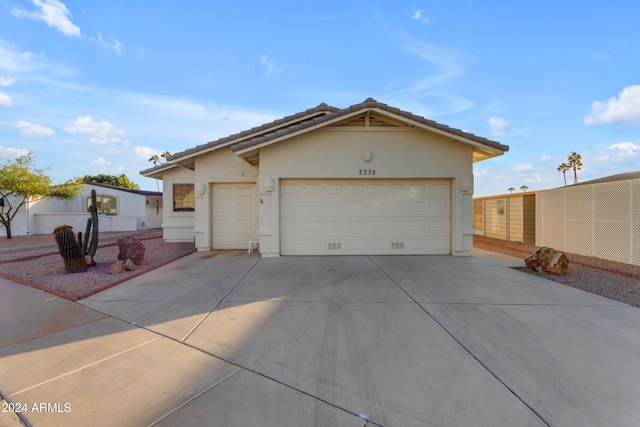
[280,179,451,255]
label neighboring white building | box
[0,182,162,237]
[141,98,508,257]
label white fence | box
[34,213,138,235]
[536,179,640,266]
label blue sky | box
[1,0,639,196]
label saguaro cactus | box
[53,225,87,273]
[78,189,99,266]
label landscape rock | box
[525,247,569,276]
[124,258,137,271]
[108,260,125,275]
[117,236,146,265]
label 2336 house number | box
[358,169,376,176]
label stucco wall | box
[161,167,196,242]
[1,184,156,237]
[255,127,474,256]
[191,149,258,250]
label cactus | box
[53,225,87,273]
[78,189,99,266]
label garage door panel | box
[280,179,450,255]
[212,183,257,250]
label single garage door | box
[211,183,257,249]
[280,179,450,255]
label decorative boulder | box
[117,237,146,265]
[124,258,137,271]
[525,247,569,276]
[108,260,126,275]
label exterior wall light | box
[459,178,472,194]
[362,151,373,162]
[196,183,206,196]
[264,177,275,192]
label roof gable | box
[232,98,508,165]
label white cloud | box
[12,0,81,37]
[0,92,13,106]
[64,116,127,145]
[539,155,551,162]
[14,120,56,137]
[591,51,612,60]
[88,157,125,174]
[90,33,122,55]
[474,168,491,177]
[0,145,30,159]
[133,146,161,163]
[584,85,640,126]
[513,164,533,172]
[412,9,430,24]
[260,55,282,77]
[488,116,510,136]
[0,77,14,86]
[136,44,144,58]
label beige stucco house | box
[141,98,508,257]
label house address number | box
[358,169,376,176]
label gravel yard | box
[0,230,195,300]
[474,235,640,308]
[2,231,639,308]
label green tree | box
[79,174,140,190]
[557,162,570,186]
[0,153,80,239]
[149,154,159,166]
[567,152,582,184]
[520,185,529,192]
[508,187,515,193]
[161,151,171,162]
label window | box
[174,184,195,211]
[88,195,117,216]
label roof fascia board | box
[170,110,333,163]
[369,108,507,155]
[233,109,370,156]
[234,107,506,157]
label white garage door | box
[280,179,450,255]
[211,183,257,249]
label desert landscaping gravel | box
[2,231,639,308]
[474,235,640,308]
[0,230,195,300]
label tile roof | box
[231,98,509,154]
[168,102,339,162]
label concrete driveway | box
[1,250,640,426]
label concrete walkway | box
[1,249,640,426]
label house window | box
[174,184,195,211]
[88,195,117,216]
[497,200,505,215]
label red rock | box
[108,260,125,275]
[525,247,569,276]
[117,237,146,265]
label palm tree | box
[557,163,570,186]
[520,185,529,192]
[161,151,171,163]
[508,187,515,193]
[148,154,160,191]
[567,152,582,184]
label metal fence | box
[536,179,640,266]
